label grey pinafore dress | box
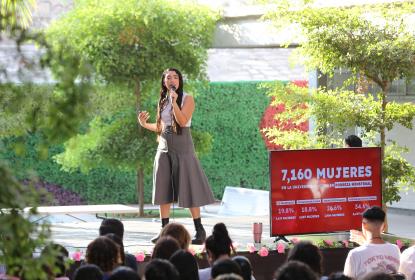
[152,93,215,208]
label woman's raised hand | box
[169,89,178,103]
[138,111,150,127]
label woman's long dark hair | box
[156,68,184,134]
[287,241,323,276]
[86,236,121,273]
[205,223,235,261]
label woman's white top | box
[160,92,192,127]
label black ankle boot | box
[191,217,206,245]
[151,217,169,244]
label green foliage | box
[54,111,155,173]
[0,49,92,145]
[383,143,415,203]
[193,81,270,198]
[263,1,415,89]
[1,0,92,277]
[46,0,219,82]
[1,134,142,204]
[263,82,415,204]
[0,162,61,279]
[0,84,53,138]
[2,81,270,203]
[0,0,35,28]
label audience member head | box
[160,223,191,250]
[99,218,124,239]
[345,135,362,147]
[144,259,179,280]
[86,236,121,273]
[73,264,104,280]
[152,236,181,260]
[40,243,69,278]
[361,206,386,238]
[327,272,353,280]
[169,249,199,280]
[231,256,253,280]
[108,266,140,280]
[105,233,126,264]
[211,259,242,280]
[361,271,394,280]
[205,223,234,263]
[287,241,323,276]
[214,273,243,280]
[273,261,319,280]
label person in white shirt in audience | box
[344,206,400,279]
[399,245,415,280]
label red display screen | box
[269,148,382,236]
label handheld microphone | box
[169,85,176,104]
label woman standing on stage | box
[138,68,215,245]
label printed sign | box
[269,147,382,236]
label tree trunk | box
[380,83,389,231]
[134,77,145,217]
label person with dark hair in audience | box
[345,134,362,147]
[41,243,69,280]
[361,271,394,280]
[100,219,124,239]
[327,272,352,280]
[159,223,191,250]
[214,273,243,280]
[144,259,180,280]
[151,236,181,260]
[199,223,235,280]
[344,206,401,279]
[169,249,199,280]
[273,261,319,280]
[108,266,140,280]
[99,219,138,272]
[232,256,255,280]
[287,241,323,278]
[211,259,242,280]
[105,234,126,265]
[86,236,122,279]
[73,264,104,280]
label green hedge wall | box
[1,81,271,204]
[1,135,145,204]
[193,82,270,198]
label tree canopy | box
[263,1,415,88]
[46,0,218,83]
[262,0,415,205]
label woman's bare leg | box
[160,203,171,218]
[189,207,200,218]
